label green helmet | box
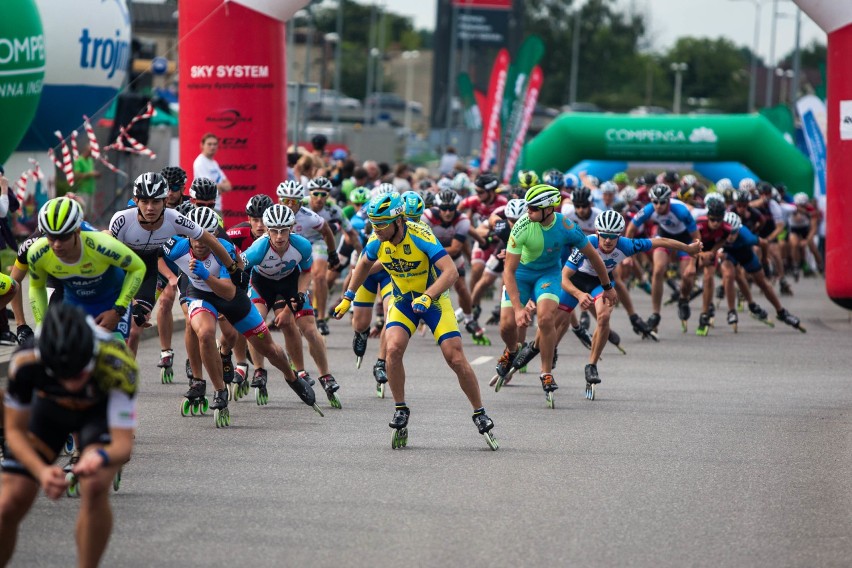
[524,184,562,209]
[613,172,629,185]
[517,170,540,190]
[38,198,83,237]
[350,187,371,205]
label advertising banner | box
[179,0,287,226]
[479,48,509,172]
[795,95,827,198]
[499,36,544,169]
[502,65,542,183]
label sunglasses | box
[651,199,670,205]
[598,232,620,240]
[372,219,395,230]
[438,205,456,211]
[311,192,328,198]
[281,198,301,204]
[169,185,184,192]
[708,216,723,223]
[267,227,291,236]
[46,232,75,242]
[194,200,216,208]
[574,203,590,209]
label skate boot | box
[638,280,652,294]
[353,330,369,368]
[777,309,806,333]
[748,302,775,327]
[485,304,501,325]
[630,313,658,341]
[390,405,410,449]
[373,359,388,398]
[317,318,330,336]
[715,284,725,306]
[677,298,691,332]
[234,363,250,399]
[185,358,193,381]
[491,345,519,391]
[297,369,316,386]
[779,278,793,297]
[608,329,626,354]
[288,374,323,415]
[157,349,174,384]
[251,369,269,405]
[211,388,231,428]
[579,311,591,331]
[572,326,593,350]
[646,312,661,333]
[707,303,716,326]
[540,373,558,409]
[220,349,235,400]
[472,409,498,450]
[584,364,601,400]
[181,379,209,417]
[727,309,738,333]
[510,341,540,376]
[696,312,711,336]
[472,304,482,321]
[64,450,81,497]
[318,374,342,409]
[464,320,491,346]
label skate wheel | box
[392,427,408,449]
[546,392,555,409]
[65,472,79,498]
[201,398,210,414]
[519,365,527,374]
[484,431,499,451]
[798,325,807,333]
[161,367,173,384]
[489,374,500,388]
[494,375,505,393]
[355,356,363,369]
[181,399,191,417]
[227,384,235,401]
[312,403,325,417]
[376,382,385,398]
[585,383,596,401]
[255,388,262,405]
[328,393,342,409]
[113,469,122,492]
[190,401,199,416]
[616,344,626,354]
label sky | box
[382,0,827,64]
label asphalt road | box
[7,277,852,568]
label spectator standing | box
[193,133,232,212]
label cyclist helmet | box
[517,170,540,190]
[716,178,733,194]
[436,177,453,192]
[612,172,629,185]
[133,172,168,200]
[734,189,752,204]
[649,184,672,202]
[263,204,297,228]
[505,198,528,220]
[585,175,600,188]
[793,192,809,206]
[276,180,304,200]
[190,177,218,201]
[542,169,564,189]
[738,177,756,194]
[420,190,436,208]
[436,189,461,209]
[401,191,425,220]
[375,182,397,196]
[620,186,638,204]
[681,174,697,189]
[724,211,742,232]
[706,199,727,218]
[349,187,371,205]
[594,210,626,234]
[451,173,471,193]
[308,176,333,191]
[663,170,679,184]
[563,173,580,189]
[38,304,97,378]
[187,206,220,234]
[246,194,273,218]
[175,200,195,217]
[417,179,435,191]
[525,184,562,209]
[572,186,592,206]
[367,192,403,222]
[38,197,83,237]
[704,192,725,208]
[160,166,187,189]
[600,181,618,194]
[474,173,499,192]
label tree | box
[663,37,751,113]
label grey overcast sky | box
[382,0,826,63]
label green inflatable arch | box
[520,113,815,195]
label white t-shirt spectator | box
[193,153,228,211]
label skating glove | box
[16,324,34,345]
[289,292,309,313]
[327,250,341,269]
[229,268,250,290]
[412,293,432,314]
[132,303,151,327]
[191,261,210,280]
[333,290,356,319]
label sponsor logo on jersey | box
[403,244,411,255]
[96,244,121,261]
[175,216,195,230]
[110,215,125,235]
[120,255,133,269]
[385,258,421,273]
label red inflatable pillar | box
[794,2,852,309]
[179,0,287,227]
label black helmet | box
[663,170,679,184]
[190,177,218,201]
[175,200,195,216]
[572,186,592,206]
[706,199,726,218]
[246,194,273,218]
[474,173,499,192]
[133,172,168,200]
[543,169,564,189]
[420,190,436,208]
[311,133,328,150]
[160,166,187,189]
[38,304,96,378]
[649,184,672,202]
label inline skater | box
[693,196,732,336]
[788,192,823,278]
[241,205,341,409]
[625,184,701,333]
[0,304,137,567]
[333,192,498,450]
[163,207,321,427]
[495,184,616,407]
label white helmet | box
[505,198,528,220]
[738,177,756,194]
[619,186,637,204]
[793,192,809,206]
[594,210,626,234]
[704,192,725,207]
[277,180,304,199]
[451,173,471,193]
[187,205,220,234]
[600,181,618,194]
[724,211,742,232]
[263,204,296,228]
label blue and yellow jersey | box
[364,221,447,299]
[27,231,146,323]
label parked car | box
[366,92,422,113]
[318,89,361,109]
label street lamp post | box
[776,67,795,105]
[671,62,688,114]
[730,0,761,112]
[332,0,343,134]
[402,50,420,133]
